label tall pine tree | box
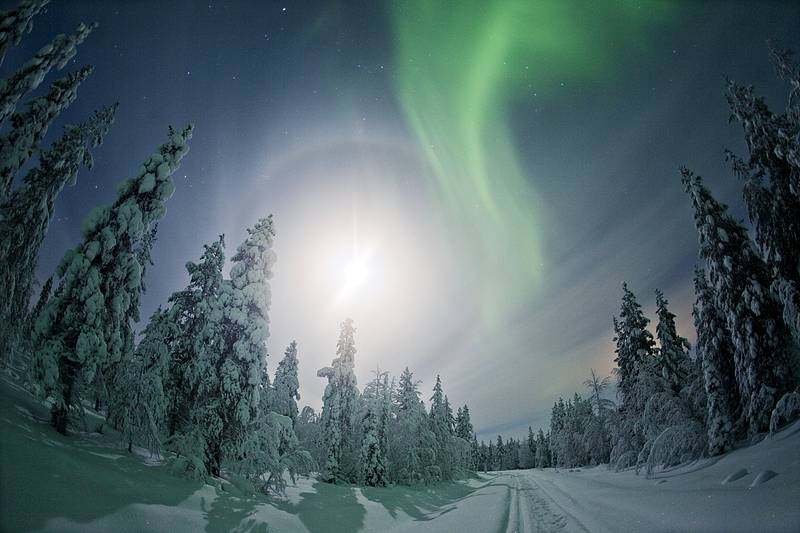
[726,45,800,343]
[33,124,192,434]
[683,168,794,434]
[272,340,301,422]
[360,370,388,486]
[165,235,226,437]
[654,289,692,393]
[317,318,359,483]
[693,267,741,454]
[0,105,116,362]
[613,283,656,415]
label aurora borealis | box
[392,1,668,321]
[14,0,800,440]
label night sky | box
[5,0,799,440]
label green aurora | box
[391,0,669,323]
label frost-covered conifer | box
[387,366,437,484]
[112,307,175,452]
[0,66,92,198]
[295,405,322,465]
[444,396,455,435]
[0,22,94,126]
[428,375,449,478]
[360,370,388,486]
[272,340,300,422]
[0,105,116,360]
[524,427,536,468]
[317,318,359,483]
[202,216,276,475]
[683,168,794,434]
[613,283,656,414]
[0,0,49,65]
[693,267,740,454]
[726,46,800,343]
[429,375,446,430]
[396,366,421,414]
[33,124,192,434]
[455,404,473,440]
[164,235,225,437]
[583,369,613,464]
[427,376,467,479]
[654,289,693,393]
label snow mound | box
[722,468,749,484]
[749,470,778,487]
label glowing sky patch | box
[391,0,668,323]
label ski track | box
[495,471,573,533]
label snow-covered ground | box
[1,376,798,532]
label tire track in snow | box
[500,472,571,533]
[520,472,594,533]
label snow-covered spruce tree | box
[272,340,300,422]
[0,105,116,362]
[726,45,800,344]
[360,370,388,486]
[534,429,550,468]
[428,375,450,480]
[470,434,480,470]
[634,289,708,472]
[33,124,192,435]
[379,373,391,467]
[494,435,504,470]
[455,404,473,440]
[387,367,436,484]
[1,65,92,198]
[486,440,496,470]
[583,369,614,465]
[613,283,656,414]
[693,267,741,455]
[0,0,49,66]
[237,408,312,495]
[237,348,312,496]
[295,405,323,469]
[654,290,693,393]
[0,22,94,126]
[163,235,226,439]
[430,380,470,479]
[111,307,175,453]
[682,168,795,435]
[203,216,276,477]
[608,284,655,467]
[317,318,360,483]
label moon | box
[344,255,368,288]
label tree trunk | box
[51,359,78,435]
[210,446,222,477]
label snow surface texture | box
[1,377,799,532]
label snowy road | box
[506,422,800,533]
[497,472,571,533]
